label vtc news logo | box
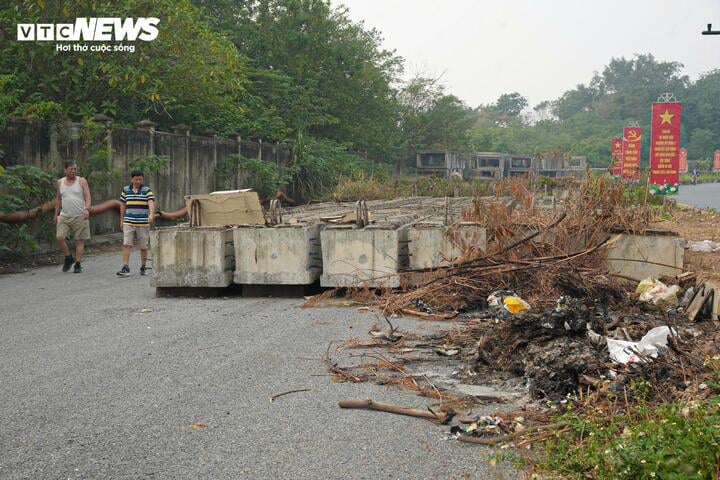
[17,18,159,42]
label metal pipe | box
[1,199,188,223]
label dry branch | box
[338,399,451,424]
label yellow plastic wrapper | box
[503,296,530,314]
[636,277,658,295]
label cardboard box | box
[185,191,265,226]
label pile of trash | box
[329,269,714,407]
[326,177,719,447]
[373,176,650,317]
[472,295,600,398]
[467,274,712,398]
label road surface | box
[676,182,720,210]
[0,253,517,479]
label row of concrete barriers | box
[150,196,487,289]
[150,196,686,291]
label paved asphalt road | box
[676,182,720,210]
[0,252,517,480]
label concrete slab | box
[603,231,685,282]
[233,224,321,285]
[408,222,487,270]
[150,226,234,288]
[320,226,410,288]
[318,197,482,288]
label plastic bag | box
[487,291,530,315]
[607,326,677,364]
[688,240,720,253]
[636,277,657,295]
[636,277,679,307]
[503,296,530,314]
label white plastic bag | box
[607,326,677,364]
[688,240,720,253]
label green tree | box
[0,0,250,133]
[684,69,720,151]
[553,84,598,120]
[495,92,528,118]
[688,128,714,162]
[590,54,689,121]
[192,0,403,156]
[397,75,473,167]
[470,55,693,168]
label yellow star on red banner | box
[659,110,674,124]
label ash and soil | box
[335,282,713,419]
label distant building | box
[416,150,587,179]
[507,154,534,176]
[465,152,507,179]
[416,150,469,178]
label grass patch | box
[680,173,720,185]
[530,396,720,479]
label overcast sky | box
[332,0,720,108]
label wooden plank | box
[686,282,711,322]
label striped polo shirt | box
[120,184,155,226]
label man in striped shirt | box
[117,169,155,277]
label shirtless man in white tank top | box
[54,159,92,273]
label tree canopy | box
[469,55,718,167]
[1,2,719,170]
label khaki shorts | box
[57,215,91,240]
[123,224,150,249]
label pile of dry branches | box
[376,175,657,315]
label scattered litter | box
[687,240,720,252]
[586,327,604,346]
[607,326,677,364]
[487,291,530,315]
[680,286,695,307]
[434,348,460,357]
[413,298,434,314]
[138,308,153,314]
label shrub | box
[0,165,55,254]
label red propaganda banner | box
[649,102,682,195]
[621,127,642,180]
[714,151,720,172]
[679,148,688,173]
[610,137,623,175]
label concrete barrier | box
[320,225,409,288]
[233,224,321,285]
[603,231,685,282]
[150,226,234,288]
[407,222,487,269]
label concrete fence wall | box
[0,118,292,237]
